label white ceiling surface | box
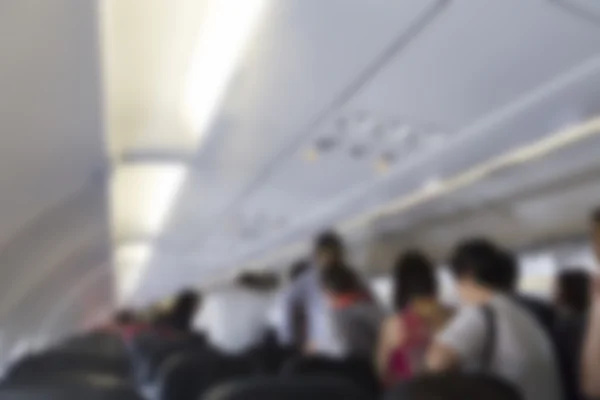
[368,132,600,272]
[122,0,600,303]
[0,0,111,353]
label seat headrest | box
[204,377,371,400]
[0,385,142,400]
[384,373,522,400]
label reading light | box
[303,147,319,162]
[182,0,268,143]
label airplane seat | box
[202,376,373,400]
[3,351,132,384]
[156,349,258,400]
[129,331,207,384]
[281,355,380,396]
[243,337,297,375]
[383,373,522,400]
[57,332,128,360]
[0,384,142,400]
[0,371,129,389]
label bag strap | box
[480,304,497,371]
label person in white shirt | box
[427,239,563,400]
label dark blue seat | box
[384,373,522,400]
[203,377,373,400]
[281,355,379,395]
[57,332,127,360]
[129,332,207,385]
[157,349,257,400]
[4,351,131,384]
[0,381,141,400]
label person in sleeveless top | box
[376,250,452,386]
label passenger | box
[556,270,591,317]
[290,259,310,281]
[114,309,136,325]
[581,208,600,398]
[495,250,556,332]
[166,289,202,333]
[375,250,452,385]
[426,238,563,400]
[321,264,383,360]
[288,260,310,350]
[497,250,582,400]
[277,231,349,356]
[555,270,591,400]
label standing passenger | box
[376,250,452,386]
[277,231,348,356]
[321,264,383,360]
[581,208,600,398]
[427,239,563,400]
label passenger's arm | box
[426,306,485,372]
[375,316,403,380]
[279,274,308,346]
[426,341,461,371]
[582,278,600,397]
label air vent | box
[350,143,369,159]
[371,124,387,139]
[315,136,337,152]
[381,151,397,164]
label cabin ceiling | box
[116,0,600,303]
[2,0,600,316]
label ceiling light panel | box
[111,164,186,242]
[183,0,268,143]
[114,243,154,304]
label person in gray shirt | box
[427,239,563,400]
[321,264,384,360]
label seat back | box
[384,373,522,400]
[0,383,142,400]
[157,350,257,400]
[57,332,127,360]
[130,333,206,384]
[203,377,372,400]
[4,351,130,384]
[282,356,379,395]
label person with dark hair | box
[289,260,310,282]
[554,269,591,400]
[582,207,600,398]
[277,230,350,356]
[314,231,345,270]
[556,270,591,316]
[375,250,452,385]
[320,264,383,360]
[427,238,562,400]
[591,207,600,262]
[166,289,201,333]
[495,250,585,400]
[114,309,136,325]
[495,249,557,333]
